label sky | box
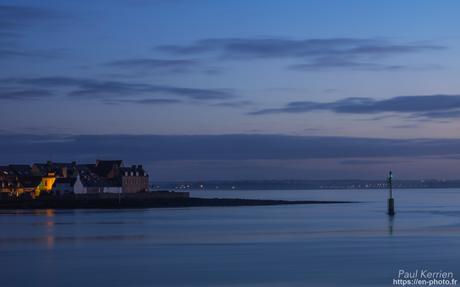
[2,0,460,180]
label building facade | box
[1,160,150,197]
[121,165,149,193]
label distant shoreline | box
[0,196,354,209]
[153,179,460,190]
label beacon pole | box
[387,171,395,216]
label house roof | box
[93,160,123,178]
[0,166,14,178]
[77,168,121,188]
[79,176,120,188]
[54,177,77,185]
[9,165,33,176]
[17,176,42,188]
[32,162,77,176]
[121,165,148,176]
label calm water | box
[1,189,460,287]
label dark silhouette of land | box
[0,193,353,209]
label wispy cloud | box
[0,5,56,30]
[211,100,254,108]
[389,124,420,129]
[0,76,237,103]
[111,98,182,105]
[0,88,54,100]
[105,58,203,74]
[0,5,63,59]
[156,37,445,71]
[250,95,460,119]
[288,58,440,71]
[338,159,411,165]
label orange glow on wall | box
[39,172,56,193]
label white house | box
[74,175,122,194]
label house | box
[121,165,149,193]
[74,169,122,194]
[30,162,80,196]
[18,176,42,197]
[1,160,149,197]
[52,177,77,195]
[32,161,78,178]
[9,165,33,177]
[0,166,16,181]
[0,166,41,197]
[75,160,148,194]
[0,176,41,197]
[38,172,56,194]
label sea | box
[1,188,460,287]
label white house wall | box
[73,176,87,194]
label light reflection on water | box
[1,189,460,286]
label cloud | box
[0,88,54,100]
[250,95,460,119]
[211,100,254,108]
[417,110,460,119]
[113,98,182,105]
[288,57,407,71]
[0,5,66,59]
[3,134,460,162]
[156,37,445,71]
[3,134,460,180]
[389,124,419,129]
[0,5,53,17]
[0,5,56,29]
[0,48,66,59]
[0,76,236,102]
[304,128,321,132]
[105,58,224,75]
[338,159,411,165]
[67,82,235,101]
[105,58,202,74]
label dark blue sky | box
[2,0,460,180]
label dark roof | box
[17,176,42,188]
[54,177,77,185]
[32,162,77,177]
[93,160,122,178]
[121,165,148,176]
[1,166,42,189]
[0,166,14,178]
[9,165,33,176]
[79,175,120,188]
[77,164,95,170]
[96,160,122,166]
[78,167,121,188]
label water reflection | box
[388,215,395,236]
[46,235,55,249]
[2,189,460,287]
[43,209,55,249]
